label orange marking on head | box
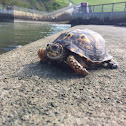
[38,48,47,60]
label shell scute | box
[53,29,113,62]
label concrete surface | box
[0,25,126,126]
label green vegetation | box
[70,0,126,5]
[70,0,126,12]
[0,0,70,11]
[93,2,126,12]
[0,0,125,12]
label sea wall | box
[0,9,14,22]
[72,11,126,25]
[0,5,73,22]
[14,10,43,21]
[13,9,72,22]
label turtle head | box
[46,43,65,60]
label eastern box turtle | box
[38,29,118,76]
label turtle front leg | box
[108,59,119,69]
[38,48,48,63]
[67,55,89,76]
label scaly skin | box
[38,48,47,61]
[67,55,89,76]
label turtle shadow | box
[14,61,87,80]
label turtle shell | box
[53,29,113,62]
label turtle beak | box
[46,43,64,60]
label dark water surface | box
[0,21,71,54]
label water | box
[0,21,71,54]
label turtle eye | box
[46,44,51,50]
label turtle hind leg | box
[67,55,89,76]
[107,59,119,69]
[38,48,48,63]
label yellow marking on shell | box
[76,40,78,44]
[79,34,86,39]
[98,62,102,64]
[53,41,56,44]
[82,44,85,48]
[76,65,79,69]
[73,62,77,66]
[69,58,73,62]
[87,39,90,44]
[86,45,91,50]
[62,33,73,40]
[83,39,91,49]
[70,47,75,52]
[91,32,103,50]
[79,41,82,46]
[79,67,82,71]
[84,38,91,45]
[62,33,69,40]
[77,34,88,47]
[79,53,83,57]
[67,34,73,40]
[86,58,90,62]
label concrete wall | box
[0,4,77,22]
[0,9,14,22]
[72,10,126,25]
[14,10,43,21]
[0,9,72,22]
[45,9,73,22]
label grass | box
[0,0,125,12]
[91,2,126,12]
[71,0,126,5]
[70,0,126,12]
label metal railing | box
[92,2,126,12]
[73,2,126,13]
